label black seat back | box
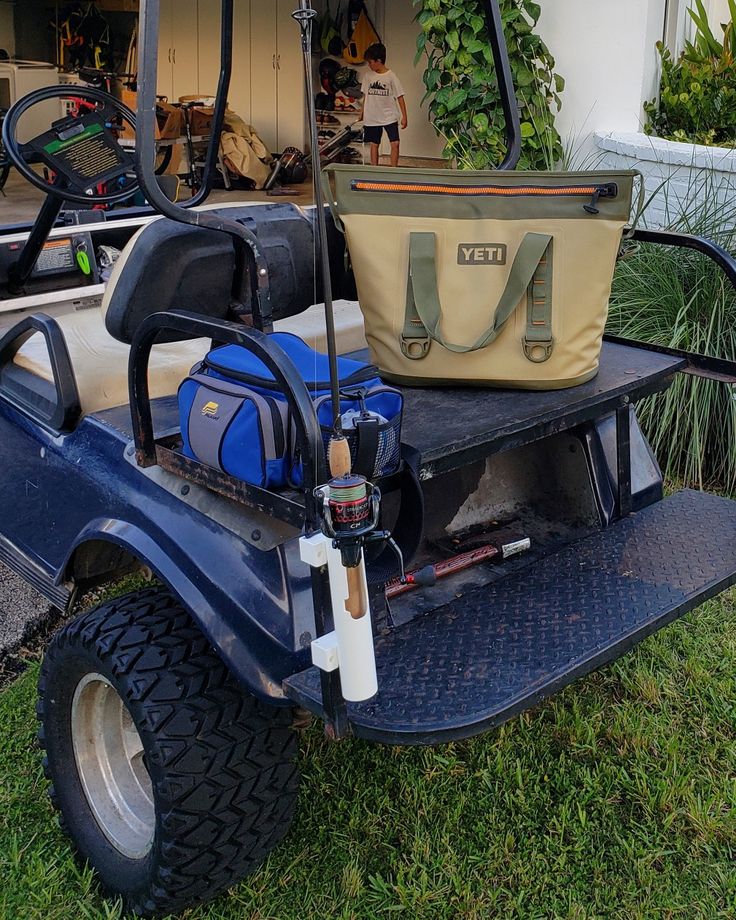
[104,202,318,344]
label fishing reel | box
[314,473,405,576]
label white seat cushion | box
[14,309,209,416]
[13,300,367,416]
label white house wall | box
[381,2,444,159]
[376,0,674,162]
[538,0,667,155]
[705,0,732,30]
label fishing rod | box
[292,0,344,443]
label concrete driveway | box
[0,562,54,659]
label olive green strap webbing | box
[401,231,554,360]
[523,241,554,363]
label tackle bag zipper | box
[202,355,377,392]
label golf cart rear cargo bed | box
[398,340,684,479]
[285,490,736,744]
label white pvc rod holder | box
[300,533,378,703]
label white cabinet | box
[275,0,307,151]
[249,0,278,148]
[155,0,306,153]
[198,0,251,122]
[250,0,306,153]
[157,0,199,101]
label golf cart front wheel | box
[37,588,300,917]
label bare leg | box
[390,141,400,167]
[370,143,380,166]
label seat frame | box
[0,314,81,431]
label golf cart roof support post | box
[129,310,327,522]
[482,0,522,171]
[136,0,273,327]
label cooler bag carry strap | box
[401,231,553,360]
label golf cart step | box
[285,490,736,745]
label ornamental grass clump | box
[609,171,736,494]
[645,0,736,146]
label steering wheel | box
[1,85,138,206]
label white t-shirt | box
[360,70,405,126]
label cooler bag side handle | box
[401,231,553,361]
[321,168,345,234]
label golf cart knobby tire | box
[37,588,299,917]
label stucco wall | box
[537,0,667,157]
[706,0,732,29]
[597,130,736,229]
[383,2,444,159]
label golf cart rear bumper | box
[285,489,736,745]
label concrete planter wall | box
[595,131,736,229]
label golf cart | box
[2,0,736,916]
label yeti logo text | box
[458,244,507,266]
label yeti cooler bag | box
[325,165,638,389]
[178,332,403,487]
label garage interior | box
[0,0,444,224]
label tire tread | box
[37,587,298,917]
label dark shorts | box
[364,122,400,144]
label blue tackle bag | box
[178,333,403,488]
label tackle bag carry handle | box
[401,231,554,363]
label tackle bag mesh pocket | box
[314,386,403,480]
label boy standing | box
[360,43,408,167]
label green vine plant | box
[414,0,565,170]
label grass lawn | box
[1,588,736,920]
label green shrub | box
[414,0,564,170]
[609,173,736,494]
[645,0,736,146]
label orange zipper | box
[350,180,618,213]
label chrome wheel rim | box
[71,673,154,859]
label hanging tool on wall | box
[344,0,381,64]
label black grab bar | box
[605,228,736,384]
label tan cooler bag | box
[325,165,637,389]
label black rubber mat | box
[285,490,736,744]
[395,341,683,478]
[98,342,683,480]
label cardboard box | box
[156,101,185,140]
[116,85,142,141]
[115,86,184,141]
